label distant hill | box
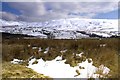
[0,18,119,39]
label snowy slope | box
[0,18,119,39]
[0,19,22,26]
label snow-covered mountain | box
[0,18,119,39]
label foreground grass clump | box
[2,62,51,78]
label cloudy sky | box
[1,2,119,22]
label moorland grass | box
[2,38,119,78]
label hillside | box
[0,18,119,39]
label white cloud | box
[2,2,118,22]
[0,11,18,21]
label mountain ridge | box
[0,18,119,39]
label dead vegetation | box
[2,38,119,78]
[2,62,51,78]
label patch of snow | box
[60,49,67,53]
[28,58,36,65]
[100,44,106,47]
[32,47,37,49]
[92,32,111,37]
[27,56,110,78]
[38,47,42,52]
[98,65,110,74]
[76,59,97,78]
[76,52,84,57]
[54,56,63,61]
[44,47,49,54]
[11,59,23,64]
[28,44,31,47]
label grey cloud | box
[9,2,47,17]
[0,11,18,21]
[2,2,118,22]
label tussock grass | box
[2,62,51,78]
[2,38,119,78]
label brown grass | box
[2,38,119,78]
[2,62,51,78]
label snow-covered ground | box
[10,50,110,78]
[27,56,110,78]
[0,18,118,39]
